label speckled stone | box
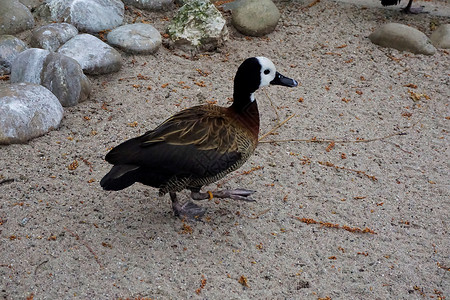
[0,0,35,35]
[369,23,436,55]
[231,0,280,37]
[0,35,28,75]
[11,49,91,107]
[31,23,79,52]
[0,83,64,144]
[430,24,450,49]
[45,0,124,32]
[107,23,162,54]
[58,34,122,75]
[167,0,228,52]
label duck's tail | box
[100,164,139,191]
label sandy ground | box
[1,0,449,299]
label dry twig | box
[64,227,103,269]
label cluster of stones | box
[0,0,282,144]
[369,23,450,55]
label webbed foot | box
[191,189,256,202]
[170,192,206,220]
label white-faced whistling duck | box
[100,57,298,220]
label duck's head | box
[233,57,298,103]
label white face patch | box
[256,56,276,88]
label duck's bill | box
[270,72,298,87]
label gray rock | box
[19,0,44,10]
[58,34,122,75]
[11,49,91,107]
[0,83,64,144]
[232,0,280,37]
[0,0,35,35]
[369,23,436,56]
[31,23,79,52]
[107,23,162,54]
[0,35,28,75]
[11,48,49,84]
[45,0,124,32]
[167,0,228,52]
[430,24,450,49]
[122,0,173,11]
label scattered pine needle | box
[289,215,377,234]
[437,262,450,271]
[260,131,407,144]
[264,90,280,122]
[214,0,234,6]
[260,99,428,145]
[216,166,264,188]
[64,227,103,268]
[318,161,378,181]
[195,274,207,294]
[259,114,296,141]
[306,0,320,8]
[246,208,271,219]
[238,275,250,287]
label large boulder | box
[430,24,450,49]
[31,23,79,52]
[58,34,122,75]
[0,35,28,75]
[45,0,124,32]
[0,83,64,144]
[11,48,91,107]
[369,23,436,55]
[107,23,162,54]
[167,0,228,52]
[0,0,35,35]
[231,0,281,37]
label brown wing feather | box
[141,105,239,153]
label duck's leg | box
[191,189,256,202]
[170,192,206,219]
[402,0,424,13]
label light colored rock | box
[31,23,79,52]
[18,0,43,10]
[122,0,173,11]
[11,49,91,107]
[167,0,228,52]
[232,0,280,37]
[0,0,35,35]
[58,34,122,75]
[0,35,28,75]
[45,0,124,32]
[107,23,162,54]
[430,24,450,49]
[11,48,49,84]
[369,23,436,56]
[0,83,64,144]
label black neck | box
[230,93,260,137]
[231,92,255,112]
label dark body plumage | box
[100,57,297,219]
[100,103,259,195]
[381,0,402,5]
[380,0,422,13]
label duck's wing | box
[142,105,239,153]
[105,105,246,178]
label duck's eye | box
[264,69,270,75]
